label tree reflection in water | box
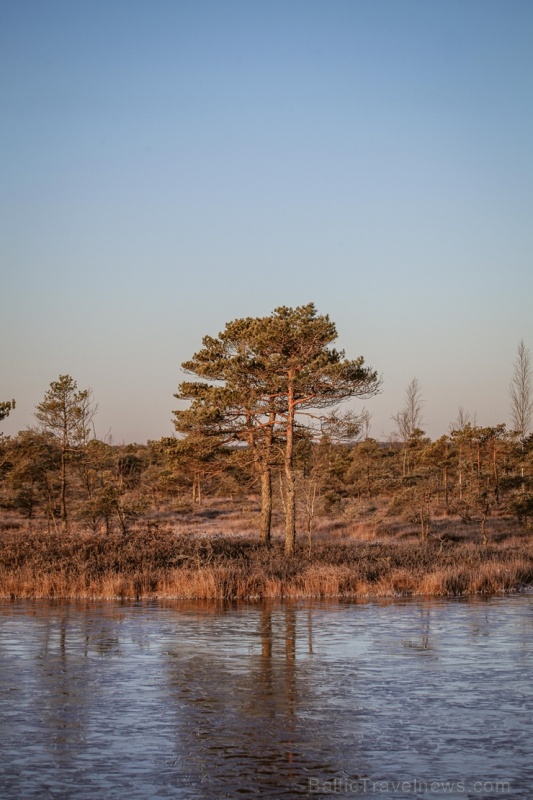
[2,597,532,798]
[165,601,354,797]
[0,602,128,797]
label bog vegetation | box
[1,305,532,599]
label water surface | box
[1,595,532,798]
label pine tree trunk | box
[284,382,296,555]
[60,446,68,533]
[306,481,316,555]
[260,468,272,545]
[493,445,499,506]
[259,409,275,545]
[481,513,487,545]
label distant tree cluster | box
[1,310,532,546]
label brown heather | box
[1,522,532,600]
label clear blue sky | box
[1,0,532,442]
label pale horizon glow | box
[1,0,532,443]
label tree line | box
[1,305,532,551]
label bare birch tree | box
[392,377,424,476]
[509,340,533,438]
[392,378,424,441]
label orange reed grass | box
[1,526,532,600]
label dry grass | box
[1,519,532,600]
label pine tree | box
[35,375,95,531]
[176,304,381,553]
[0,399,15,423]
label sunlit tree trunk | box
[60,446,68,532]
[284,379,296,555]
[259,469,272,545]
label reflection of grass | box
[1,525,532,599]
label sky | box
[1,0,532,443]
